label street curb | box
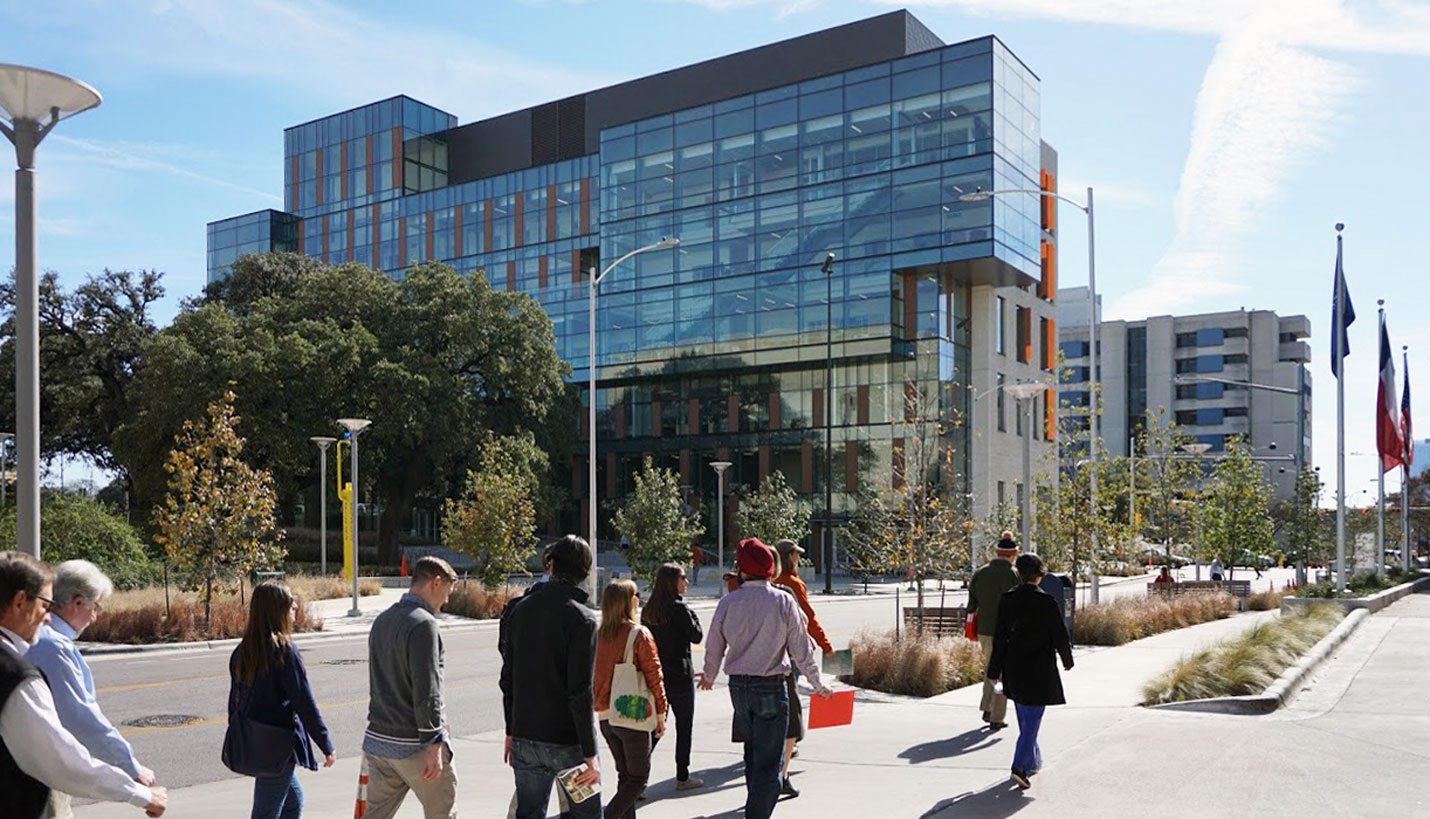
[1146,607,1369,715]
[1280,573,1430,614]
[78,615,498,657]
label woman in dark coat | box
[986,553,1073,790]
[641,563,704,790]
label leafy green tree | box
[0,491,154,589]
[153,392,282,629]
[612,458,704,580]
[734,471,810,549]
[1274,467,1329,576]
[1198,437,1274,577]
[443,432,545,587]
[1140,410,1206,568]
[120,255,572,563]
[839,489,896,592]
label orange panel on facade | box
[579,178,591,235]
[454,206,463,258]
[538,255,548,289]
[340,142,349,202]
[688,398,700,432]
[289,155,299,212]
[485,199,494,253]
[506,261,516,291]
[768,392,781,429]
[892,438,906,490]
[315,147,324,207]
[679,450,691,484]
[425,215,434,262]
[398,217,407,266]
[727,395,739,433]
[812,388,824,428]
[614,404,626,439]
[296,218,305,255]
[321,214,329,260]
[845,442,858,493]
[547,185,557,240]
[365,135,374,195]
[904,380,917,422]
[758,445,770,481]
[801,440,814,493]
[857,385,870,426]
[514,191,525,248]
[392,128,403,191]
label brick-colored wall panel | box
[579,178,591,235]
[801,440,814,493]
[758,445,770,481]
[340,142,349,202]
[514,191,525,248]
[454,206,463,258]
[538,255,548,289]
[857,385,870,425]
[315,147,324,207]
[727,395,739,433]
[392,128,403,191]
[845,442,858,493]
[813,388,824,428]
[688,399,700,433]
[768,392,781,429]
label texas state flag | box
[1377,320,1404,473]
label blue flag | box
[1331,234,1355,378]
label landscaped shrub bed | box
[83,588,323,644]
[1141,603,1343,704]
[285,574,383,601]
[842,628,985,698]
[1073,593,1237,646]
[444,581,522,620]
[1294,567,1410,599]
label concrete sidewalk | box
[74,602,1282,817]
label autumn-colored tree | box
[443,432,544,587]
[153,391,281,630]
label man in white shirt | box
[0,551,167,818]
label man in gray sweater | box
[363,555,457,819]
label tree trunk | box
[205,576,213,633]
[378,484,418,566]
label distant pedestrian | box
[968,533,1020,729]
[224,582,335,819]
[1152,566,1176,587]
[363,556,457,819]
[700,538,833,819]
[0,551,167,818]
[1210,559,1225,582]
[641,564,703,792]
[28,560,157,818]
[770,539,830,798]
[688,543,704,586]
[595,579,666,818]
[501,535,602,819]
[986,553,1074,790]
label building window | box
[997,373,1006,432]
[1059,340,1088,359]
[996,296,1006,356]
[997,480,1006,507]
[1016,307,1031,364]
[1224,354,1248,364]
[1040,317,1052,371]
[1225,327,1248,339]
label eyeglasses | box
[29,592,56,612]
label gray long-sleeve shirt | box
[702,580,825,687]
[364,594,445,758]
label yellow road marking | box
[98,673,229,694]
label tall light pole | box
[587,237,678,601]
[311,437,337,576]
[962,186,1098,576]
[1,65,102,558]
[821,251,836,594]
[337,418,371,616]
[0,432,13,508]
[710,460,732,593]
[1005,382,1047,553]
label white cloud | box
[657,0,823,18]
[50,135,282,204]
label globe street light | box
[1,65,102,558]
[587,237,678,601]
[310,437,337,576]
[1004,381,1049,553]
[337,418,371,616]
[710,460,732,594]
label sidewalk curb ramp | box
[1146,607,1369,715]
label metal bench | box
[902,606,968,638]
[1147,579,1252,610]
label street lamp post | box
[962,186,1098,585]
[310,437,337,576]
[710,460,732,593]
[1,65,102,558]
[1004,382,1047,554]
[821,251,836,594]
[587,238,678,601]
[336,418,371,616]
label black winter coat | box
[642,596,703,682]
[986,584,1074,706]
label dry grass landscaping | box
[1141,603,1343,705]
[83,587,324,644]
[444,581,522,620]
[1073,593,1237,646]
[842,627,985,697]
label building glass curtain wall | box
[207,12,1055,549]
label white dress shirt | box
[0,627,153,808]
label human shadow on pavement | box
[919,780,1029,819]
[646,760,745,803]
[899,726,1003,764]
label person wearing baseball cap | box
[969,532,1020,730]
[699,538,833,819]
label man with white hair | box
[27,560,157,818]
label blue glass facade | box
[207,21,1056,547]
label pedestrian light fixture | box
[336,418,372,616]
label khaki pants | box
[978,635,1007,723]
[364,744,458,819]
[46,791,73,819]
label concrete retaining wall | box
[1281,572,1430,614]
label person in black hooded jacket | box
[986,553,1074,791]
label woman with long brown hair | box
[641,563,703,790]
[594,579,666,818]
[224,583,334,819]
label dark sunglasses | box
[29,592,57,612]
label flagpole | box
[1404,346,1412,573]
[1378,301,1387,578]
[1335,225,1347,595]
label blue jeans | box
[251,765,302,819]
[511,737,602,819]
[1013,703,1045,775]
[729,675,789,819]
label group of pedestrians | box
[0,551,167,818]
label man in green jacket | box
[969,532,1020,729]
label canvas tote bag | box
[607,625,659,731]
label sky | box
[1,0,1427,507]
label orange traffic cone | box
[400,553,408,577]
[353,758,368,817]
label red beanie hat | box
[737,537,775,579]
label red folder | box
[808,689,855,729]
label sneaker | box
[676,778,704,791]
[790,745,799,759]
[636,788,647,802]
[781,778,800,798]
[1011,769,1031,790]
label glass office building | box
[208,11,1060,553]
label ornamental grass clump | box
[1141,603,1343,705]
[1073,593,1237,646]
[444,580,521,620]
[843,627,985,698]
[285,574,382,601]
[83,588,322,644]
